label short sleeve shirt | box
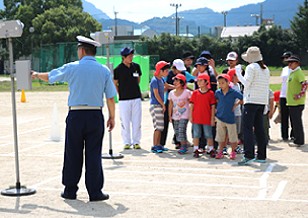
[114,62,142,100]
[163,70,195,103]
[168,89,191,120]
[215,88,243,124]
[190,89,216,125]
[150,76,165,105]
[287,68,307,106]
[49,56,117,107]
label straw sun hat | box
[241,46,263,63]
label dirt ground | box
[0,89,308,218]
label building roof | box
[221,26,272,38]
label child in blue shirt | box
[215,74,243,159]
[150,61,170,153]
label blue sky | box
[87,0,265,23]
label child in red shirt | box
[190,74,216,158]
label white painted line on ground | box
[104,169,260,180]
[103,159,248,166]
[278,163,308,167]
[6,142,50,155]
[107,178,261,189]
[32,175,61,188]
[271,180,288,201]
[3,117,45,125]
[104,164,257,173]
[257,163,276,199]
[36,187,308,203]
[0,125,53,139]
[0,142,12,147]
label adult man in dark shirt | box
[114,47,142,149]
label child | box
[150,61,170,153]
[168,74,191,154]
[227,69,244,153]
[190,74,216,158]
[272,90,281,124]
[192,57,218,153]
[215,74,243,160]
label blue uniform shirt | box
[49,56,117,107]
[215,87,243,124]
[150,76,165,105]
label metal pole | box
[106,44,112,155]
[9,37,21,189]
[175,5,178,35]
[102,42,123,159]
[1,38,35,196]
[31,33,33,67]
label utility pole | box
[221,11,228,27]
[198,26,200,38]
[251,14,260,26]
[170,3,182,35]
[178,17,184,35]
[260,4,263,25]
[114,7,118,36]
[186,25,189,37]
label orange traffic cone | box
[20,89,26,103]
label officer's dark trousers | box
[62,110,105,200]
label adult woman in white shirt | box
[235,46,270,165]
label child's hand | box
[211,119,215,127]
[169,117,172,123]
[268,111,274,119]
[232,105,236,112]
[189,117,193,123]
[162,105,166,113]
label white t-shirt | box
[280,66,291,98]
[168,89,191,120]
[231,83,242,116]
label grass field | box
[0,77,69,92]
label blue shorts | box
[192,123,213,139]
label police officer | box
[31,36,117,201]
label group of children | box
[149,51,246,159]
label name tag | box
[133,72,139,77]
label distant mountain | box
[81,0,110,20]
[98,18,139,30]
[96,0,304,36]
[172,0,303,31]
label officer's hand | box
[107,118,115,132]
[31,70,38,79]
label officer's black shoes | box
[61,192,76,200]
[90,193,109,202]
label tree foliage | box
[141,24,299,66]
[290,0,308,51]
[0,0,102,60]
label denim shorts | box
[192,123,213,139]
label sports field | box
[0,91,308,218]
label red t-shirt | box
[190,89,216,125]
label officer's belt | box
[69,106,102,110]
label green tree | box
[32,5,101,45]
[290,0,308,51]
